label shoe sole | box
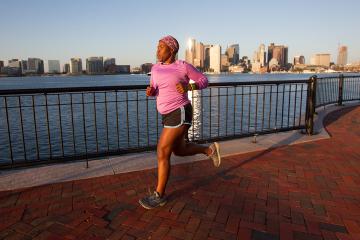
[213,142,221,167]
[139,199,167,210]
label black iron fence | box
[0,75,359,169]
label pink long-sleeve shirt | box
[150,60,208,115]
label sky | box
[1,0,360,70]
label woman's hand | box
[146,86,155,96]
[176,83,189,94]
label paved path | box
[0,106,360,240]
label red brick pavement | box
[1,106,360,240]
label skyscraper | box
[185,38,196,65]
[63,63,71,73]
[210,45,221,73]
[226,44,239,65]
[104,58,116,71]
[21,60,27,74]
[7,59,22,76]
[48,60,61,73]
[86,57,104,74]
[8,59,21,68]
[204,45,212,71]
[252,44,267,72]
[70,58,83,74]
[194,42,204,69]
[268,43,288,69]
[185,38,204,70]
[337,46,348,66]
[28,58,44,74]
[221,54,230,72]
[293,56,305,65]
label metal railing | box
[0,75,359,169]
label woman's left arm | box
[185,63,208,90]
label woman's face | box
[157,40,173,62]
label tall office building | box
[104,58,116,71]
[252,44,267,72]
[28,58,44,74]
[311,54,331,67]
[63,63,71,73]
[185,38,205,69]
[210,45,221,73]
[293,55,305,65]
[48,60,61,73]
[86,57,104,74]
[194,42,204,69]
[268,43,288,68]
[70,58,83,74]
[8,59,21,68]
[185,38,196,65]
[204,45,212,71]
[21,60,27,73]
[226,44,239,65]
[7,59,22,76]
[221,54,230,72]
[337,46,348,66]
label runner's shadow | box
[168,129,311,201]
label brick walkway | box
[1,106,360,240]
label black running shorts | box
[161,103,192,128]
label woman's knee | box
[157,144,172,161]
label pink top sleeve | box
[149,68,158,96]
[185,62,208,90]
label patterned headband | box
[159,35,179,53]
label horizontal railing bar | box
[0,79,312,95]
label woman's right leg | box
[156,126,187,196]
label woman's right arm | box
[147,73,158,97]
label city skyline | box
[0,41,352,75]
[1,0,359,68]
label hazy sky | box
[1,0,359,69]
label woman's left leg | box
[172,125,212,157]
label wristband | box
[188,83,197,91]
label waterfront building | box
[209,45,221,73]
[293,55,305,65]
[104,58,116,71]
[27,58,44,74]
[86,57,104,74]
[185,38,204,70]
[70,58,83,74]
[21,60,27,74]
[337,46,348,66]
[7,59,22,76]
[252,44,267,73]
[141,63,153,74]
[226,44,239,65]
[311,54,331,67]
[221,54,230,72]
[268,43,288,69]
[63,63,70,73]
[48,60,61,73]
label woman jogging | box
[139,35,221,210]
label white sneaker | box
[209,142,221,167]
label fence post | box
[338,74,344,106]
[305,75,317,135]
